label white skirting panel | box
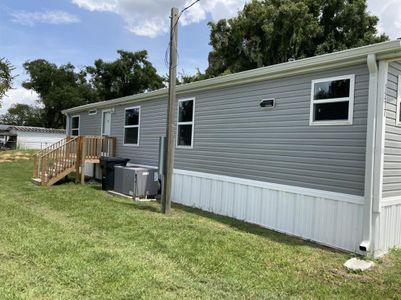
[84,163,102,179]
[374,198,401,257]
[172,169,365,253]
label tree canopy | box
[0,103,43,126]
[0,58,15,103]
[22,60,95,128]
[206,0,388,77]
[18,50,165,128]
[86,50,164,101]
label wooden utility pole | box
[161,7,179,214]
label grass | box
[0,153,401,299]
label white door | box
[102,111,112,136]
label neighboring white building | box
[0,125,66,150]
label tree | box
[22,60,95,128]
[177,68,207,84]
[206,0,388,77]
[86,50,164,101]
[0,58,15,102]
[0,103,43,126]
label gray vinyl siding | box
[383,61,401,198]
[175,64,369,196]
[67,111,101,136]
[72,63,369,196]
[110,99,167,166]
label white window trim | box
[100,108,113,136]
[88,109,97,115]
[71,115,80,136]
[123,106,140,147]
[396,75,401,126]
[176,97,195,149]
[309,74,355,126]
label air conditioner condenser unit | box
[114,166,159,199]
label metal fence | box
[0,141,56,151]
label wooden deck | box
[32,135,116,186]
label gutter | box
[360,54,378,253]
[62,40,401,115]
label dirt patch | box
[0,159,13,163]
[0,151,33,163]
[18,157,31,160]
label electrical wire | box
[164,0,201,70]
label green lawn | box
[0,154,401,299]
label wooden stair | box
[32,135,116,186]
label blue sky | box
[0,0,400,114]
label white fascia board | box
[62,40,401,115]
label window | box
[71,115,80,136]
[124,106,140,146]
[101,109,112,136]
[177,98,195,148]
[310,74,355,126]
[88,109,97,115]
[396,75,401,126]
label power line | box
[175,0,201,29]
[164,0,201,70]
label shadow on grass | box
[106,192,344,254]
[89,186,161,213]
[111,199,161,213]
[171,202,347,254]
[65,179,346,255]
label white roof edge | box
[63,40,401,115]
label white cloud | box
[72,0,400,39]
[0,87,39,115]
[368,0,401,39]
[72,0,248,38]
[10,10,80,26]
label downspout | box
[360,54,378,253]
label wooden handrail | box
[43,136,79,156]
[34,136,71,158]
[34,135,116,186]
[33,136,77,178]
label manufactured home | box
[35,40,401,257]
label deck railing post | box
[40,156,46,185]
[111,137,116,157]
[33,154,38,178]
[75,136,82,183]
[80,136,86,184]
